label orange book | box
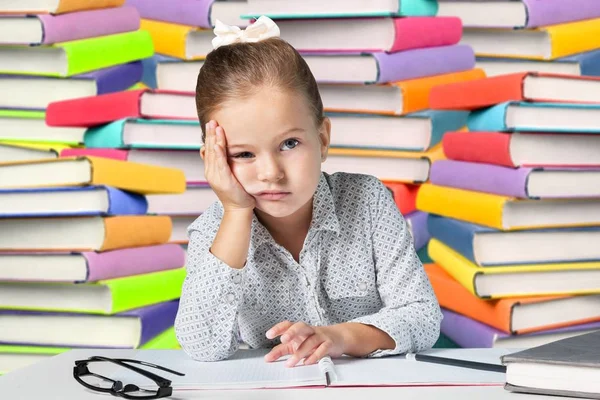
[430,72,600,110]
[424,263,600,334]
[0,156,186,195]
[0,215,172,252]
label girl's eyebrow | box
[227,128,305,150]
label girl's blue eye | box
[233,152,254,159]
[281,139,299,151]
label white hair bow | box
[212,15,281,49]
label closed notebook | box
[0,300,179,348]
[417,183,600,230]
[0,30,153,77]
[461,17,600,60]
[441,131,600,168]
[441,308,600,349]
[0,243,185,282]
[502,330,600,399]
[0,267,185,314]
[0,7,140,45]
[430,160,600,199]
[0,215,172,251]
[0,0,125,14]
[428,238,600,299]
[430,72,600,110]
[427,214,600,266]
[424,263,600,334]
[0,156,186,194]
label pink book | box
[1,7,140,45]
[0,244,185,283]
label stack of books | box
[415,69,600,348]
[437,0,600,77]
[0,0,154,163]
[0,156,187,374]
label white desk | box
[0,349,569,400]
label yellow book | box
[428,238,600,299]
[462,17,600,60]
[416,184,600,230]
[0,141,74,163]
[0,156,186,194]
[325,144,445,183]
[141,19,212,60]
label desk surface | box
[0,349,570,400]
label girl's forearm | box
[210,208,254,269]
[333,322,395,357]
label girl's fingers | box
[280,322,313,344]
[286,335,322,368]
[264,342,295,363]
[266,321,294,340]
[303,341,333,366]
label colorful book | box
[430,160,600,199]
[320,68,485,116]
[140,18,212,60]
[46,89,196,127]
[0,30,153,77]
[427,214,600,266]
[476,49,600,77]
[461,17,600,60]
[417,183,600,230]
[0,7,140,45]
[428,238,600,299]
[0,156,186,194]
[0,215,172,251]
[437,0,600,29]
[0,185,148,217]
[467,102,600,133]
[126,0,248,28]
[442,131,600,168]
[0,300,179,348]
[276,17,462,53]
[0,243,185,282]
[243,0,438,18]
[383,181,419,215]
[0,0,125,14]
[0,109,85,145]
[441,308,600,349]
[430,72,600,110]
[327,110,469,151]
[301,45,475,84]
[325,144,445,183]
[85,118,201,149]
[0,141,69,163]
[0,61,142,110]
[60,148,204,183]
[0,267,185,314]
[406,211,429,251]
[425,263,600,334]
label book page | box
[108,349,326,390]
[331,348,510,387]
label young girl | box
[175,16,442,367]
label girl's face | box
[210,86,330,219]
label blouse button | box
[358,282,367,291]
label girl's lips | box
[257,192,290,200]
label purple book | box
[0,300,179,348]
[126,0,212,28]
[301,44,475,84]
[441,308,600,348]
[13,7,141,45]
[430,160,600,199]
[523,0,600,28]
[405,211,430,251]
[79,61,143,95]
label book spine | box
[104,186,148,215]
[427,214,478,264]
[126,0,212,28]
[442,131,516,167]
[467,102,511,132]
[441,308,497,348]
[523,0,600,28]
[406,211,430,251]
[84,119,128,148]
[93,61,143,95]
[427,110,470,149]
[390,17,462,53]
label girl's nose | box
[257,155,284,182]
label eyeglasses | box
[73,356,185,399]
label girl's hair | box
[195,37,324,143]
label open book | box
[109,348,509,390]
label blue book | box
[0,186,148,217]
[141,54,179,89]
[468,101,600,133]
[84,118,200,150]
[427,214,600,266]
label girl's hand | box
[202,120,255,212]
[264,321,346,367]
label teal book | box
[85,118,200,149]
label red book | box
[46,89,196,127]
[383,182,419,215]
